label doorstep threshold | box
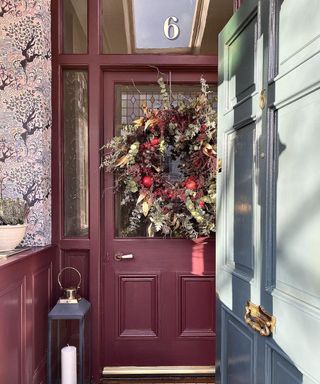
[102,366,215,376]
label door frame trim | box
[101,70,217,368]
[52,1,218,379]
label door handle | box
[114,252,134,262]
[244,301,276,337]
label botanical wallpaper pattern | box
[0,0,51,245]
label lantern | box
[47,268,91,384]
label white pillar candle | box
[61,345,77,384]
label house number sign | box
[163,16,180,40]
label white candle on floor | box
[61,345,77,384]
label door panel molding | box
[269,0,320,81]
[222,8,259,113]
[277,1,320,76]
[117,274,159,339]
[232,113,257,132]
[265,346,303,384]
[217,0,263,317]
[272,288,320,321]
[272,54,320,110]
[226,14,258,108]
[178,275,215,338]
[220,304,256,384]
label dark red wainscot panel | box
[0,246,56,384]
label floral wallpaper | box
[0,0,51,245]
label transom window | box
[62,0,233,54]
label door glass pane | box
[101,0,233,54]
[63,0,87,53]
[63,70,89,237]
[114,84,216,238]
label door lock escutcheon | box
[244,301,276,337]
[114,252,134,261]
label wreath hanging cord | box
[101,77,217,239]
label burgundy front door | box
[102,71,216,369]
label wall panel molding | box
[32,263,53,382]
[0,247,55,384]
[0,278,27,384]
[62,250,89,299]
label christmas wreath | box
[101,77,217,239]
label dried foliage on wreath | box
[100,77,217,239]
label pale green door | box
[217,0,320,383]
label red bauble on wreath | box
[185,177,198,191]
[142,176,153,188]
[150,138,160,146]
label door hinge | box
[259,89,266,110]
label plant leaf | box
[115,155,129,167]
[133,117,144,127]
[136,191,147,205]
[145,118,158,131]
[142,201,150,217]
[147,222,155,237]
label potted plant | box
[0,198,29,252]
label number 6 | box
[163,16,180,40]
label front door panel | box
[217,0,320,383]
[217,2,262,381]
[271,1,320,382]
[102,71,216,368]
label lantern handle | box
[58,267,82,290]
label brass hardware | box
[244,301,276,337]
[57,267,82,304]
[217,158,222,173]
[259,89,266,110]
[103,366,215,376]
[114,252,134,261]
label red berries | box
[166,190,174,199]
[142,176,153,188]
[185,178,197,191]
[150,137,160,146]
[199,200,205,208]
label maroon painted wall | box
[0,247,56,384]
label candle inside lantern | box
[61,345,77,384]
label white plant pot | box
[0,224,27,252]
